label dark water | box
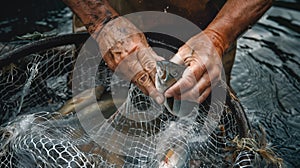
[0,0,72,41]
[0,0,299,167]
[231,2,300,167]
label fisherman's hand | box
[166,29,226,103]
[96,17,164,104]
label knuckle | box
[204,77,211,87]
[137,73,150,86]
[190,63,206,78]
[189,88,199,100]
[144,61,156,72]
[184,68,198,82]
[184,79,195,90]
[197,96,204,103]
[197,94,206,103]
[198,89,211,103]
[210,70,221,84]
[198,62,207,72]
[195,86,204,97]
[191,86,200,98]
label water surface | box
[231,2,300,167]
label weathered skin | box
[62,0,165,104]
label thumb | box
[170,53,184,65]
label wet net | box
[0,33,281,167]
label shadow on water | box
[0,0,300,167]
[231,1,300,167]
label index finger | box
[115,52,164,104]
[164,67,194,98]
[137,47,163,82]
[133,70,164,104]
[164,63,206,98]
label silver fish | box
[155,60,197,117]
[155,60,186,93]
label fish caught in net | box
[0,33,282,167]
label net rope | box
[0,33,281,167]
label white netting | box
[0,44,74,123]
[0,33,281,167]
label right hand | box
[95,17,164,104]
[166,29,225,103]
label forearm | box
[61,0,145,56]
[205,0,273,54]
[61,0,119,33]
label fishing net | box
[0,33,281,167]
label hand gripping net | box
[0,33,281,167]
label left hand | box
[165,29,226,103]
[97,17,165,104]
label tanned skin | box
[62,0,273,103]
[166,0,273,103]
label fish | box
[58,85,105,116]
[155,60,186,93]
[155,60,197,117]
[157,122,190,168]
[158,141,189,168]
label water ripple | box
[232,5,300,167]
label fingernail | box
[155,95,164,104]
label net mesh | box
[0,33,280,167]
[0,42,74,123]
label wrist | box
[202,29,229,58]
[62,0,119,33]
[97,16,148,57]
[95,17,150,71]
